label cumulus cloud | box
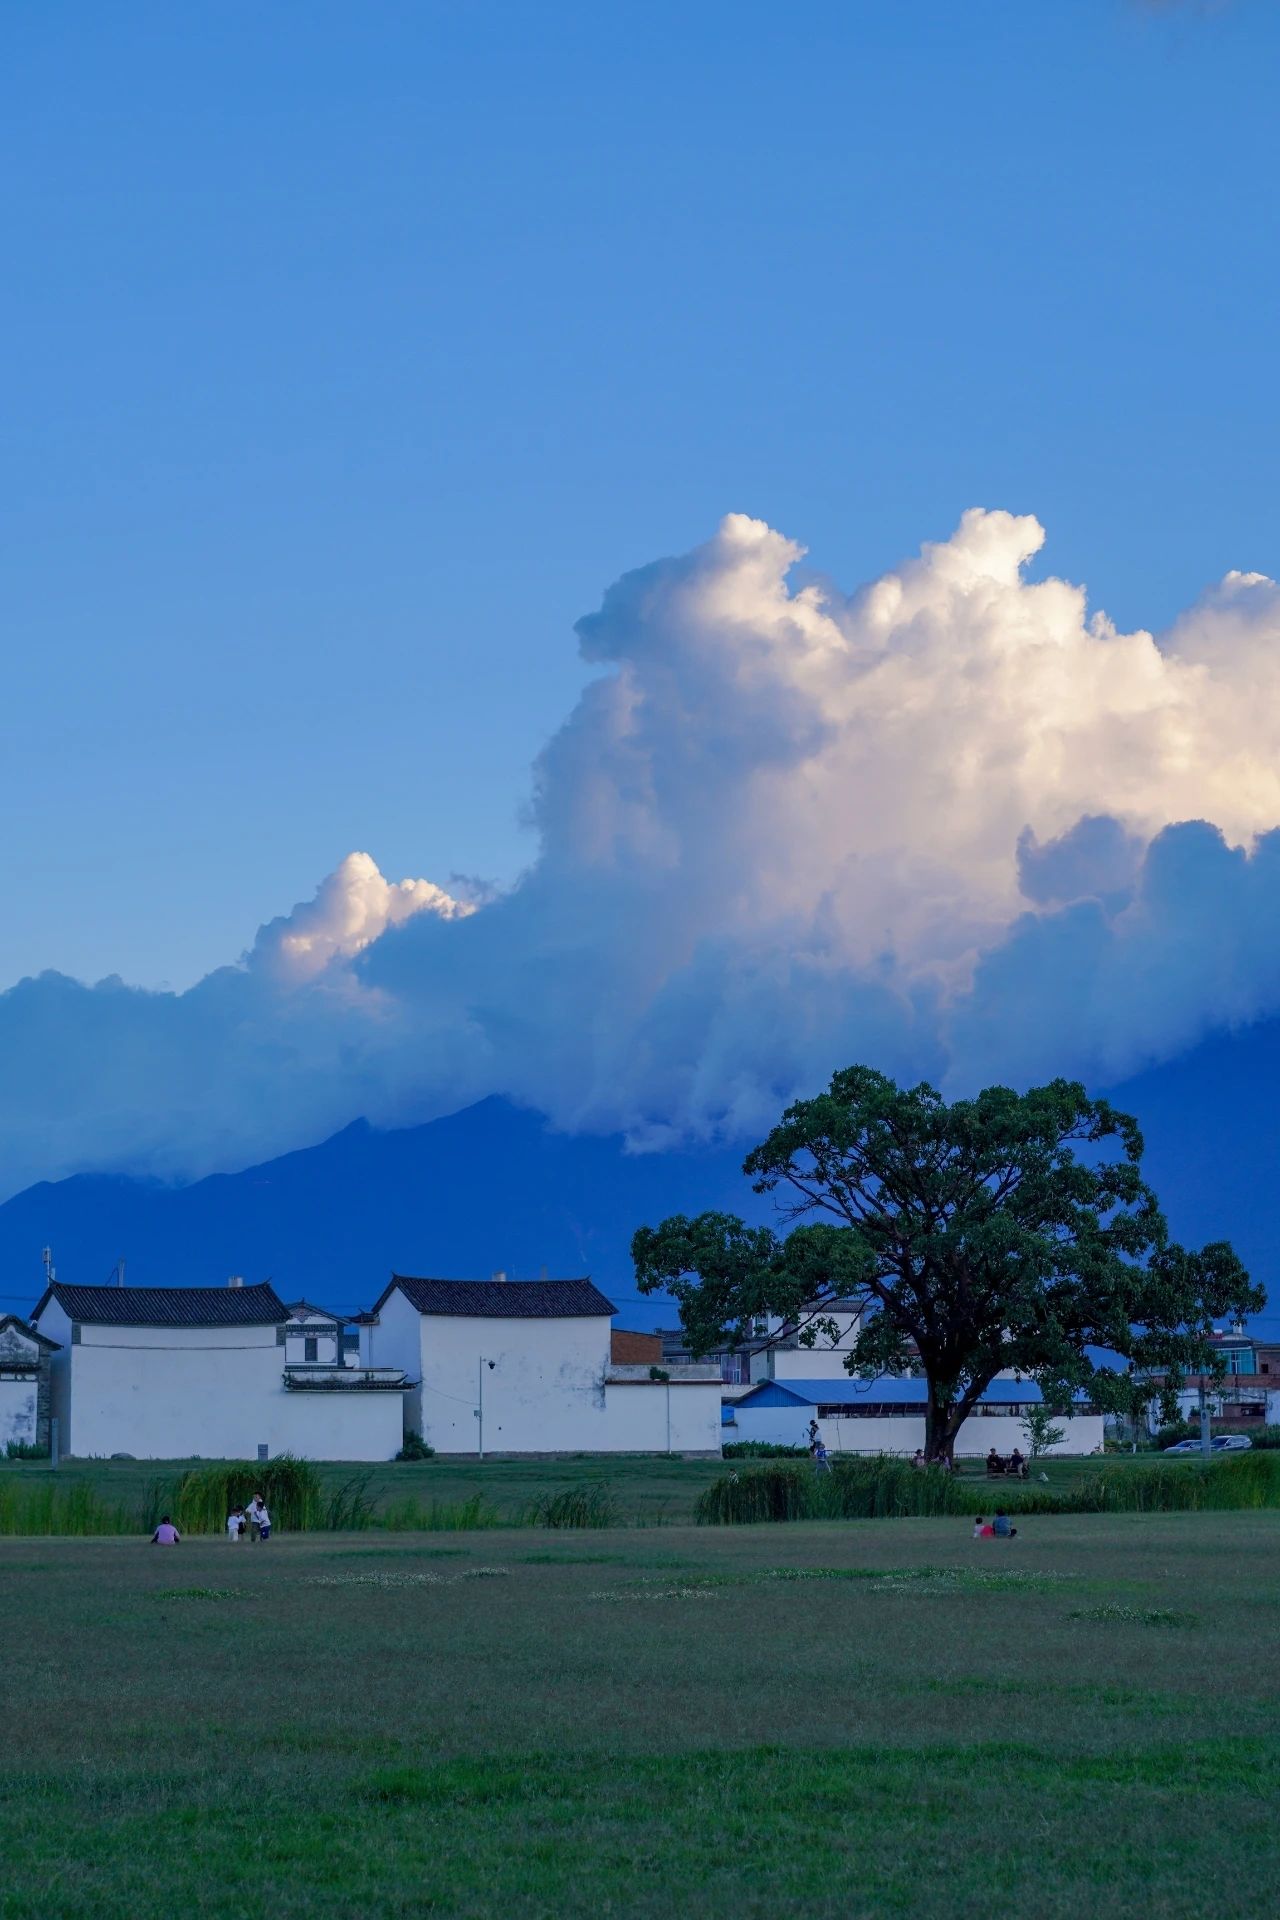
[252,851,471,983]
[3,505,1280,1196]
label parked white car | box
[1211,1434,1253,1452]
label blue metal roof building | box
[733,1376,1064,1412]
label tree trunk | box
[923,1385,954,1464]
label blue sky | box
[1,0,1276,992]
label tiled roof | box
[737,1375,1090,1408]
[373,1275,616,1319]
[33,1281,289,1329]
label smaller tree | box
[1021,1404,1066,1459]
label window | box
[1223,1348,1256,1375]
[304,1336,318,1363]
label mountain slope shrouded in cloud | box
[3,1033,1278,1334]
[3,508,1280,1198]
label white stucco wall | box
[361,1291,422,1376]
[0,1375,38,1448]
[36,1299,74,1454]
[29,1307,404,1460]
[416,1309,611,1453]
[602,1382,723,1454]
[729,1404,1104,1457]
[271,1390,404,1460]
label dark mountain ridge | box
[3,1024,1278,1334]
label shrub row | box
[694,1451,1280,1525]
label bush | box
[395,1431,435,1462]
[4,1440,47,1461]
[527,1482,619,1529]
[1245,1426,1280,1450]
[694,1451,1280,1525]
[722,1441,809,1459]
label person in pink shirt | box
[150,1515,181,1545]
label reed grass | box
[527,1482,620,1528]
[0,1478,136,1535]
[377,1493,506,1531]
[695,1451,1280,1524]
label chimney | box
[228,1275,244,1289]
[491,1270,507,1283]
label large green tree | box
[632,1067,1262,1463]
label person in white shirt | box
[246,1494,267,1543]
[226,1506,246,1542]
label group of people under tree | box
[149,1493,273,1545]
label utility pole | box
[1199,1379,1213,1459]
[41,1247,55,1290]
[477,1357,495,1459]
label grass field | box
[3,1510,1278,1917]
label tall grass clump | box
[695,1452,1280,1525]
[152,1456,329,1534]
[0,1478,136,1536]
[378,1493,505,1532]
[527,1482,620,1529]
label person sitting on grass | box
[972,1516,995,1538]
[986,1447,1003,1475]
[911,1449,926,1469]
[1008,1448,1026,1478]
[150,1515,181,1545]
[992,1510,1018,1539]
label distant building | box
[1143,1328,1280,1432]
[31,1280,407,1461]
[0,1314,59,1455]
[362,1274,723,1455]
[659,1296,866,1391]
[610,1328,663,1366]
[727,1374,1104,1457]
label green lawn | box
[3,1511,1278,1917]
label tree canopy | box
[632,1066,1262,1461]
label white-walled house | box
[0,1314,58,1455]
[747,1305,865,1385]
[31,1281,408,1461]
[727,1374,1104,1457]
[361,1274,723,1455]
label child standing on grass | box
[254,1499,272,1543]
[246,1493,266,1542]
[226,1506,246,1542]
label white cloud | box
[3,506,1280,1196]
[252,851,471,983]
